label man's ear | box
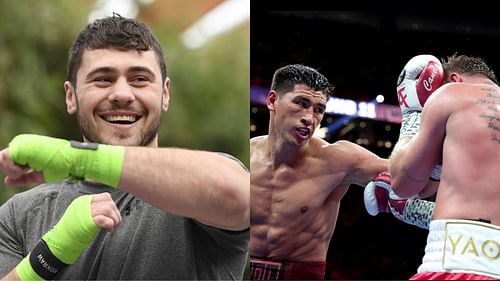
[449,72,462,82]
[267,91,277,112]
[162,78,170,112]
[64,81,77,114]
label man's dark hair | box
[442,54,498,85]
[270,64,334,97]
[67,13,166,86]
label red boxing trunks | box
[411,272,496,280]
[250,257,326,280]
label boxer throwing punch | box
[250,64,393,280]
[390,53,500,280]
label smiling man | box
[0,14,249,281]
[250,64,389,280]
[67,48,167,147]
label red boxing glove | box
[364,171,435,229]
[364,171,399,216]
[364,171,409,216]
[396,54,445,179]
[396,54,444,115]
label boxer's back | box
[433,82,500,225]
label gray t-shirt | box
[0,180,249,280]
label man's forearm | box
[119,147,250,231]
[389,137,427,197]
[0,194,115,281]
[3,135,249,231]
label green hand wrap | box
[16,256,43,281]
[16,195,99,280]
[43,195,99,264]
[9,134,124,187]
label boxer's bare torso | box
[251,136,386,261]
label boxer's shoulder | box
[318,139,362,164]
[250,135,268,147]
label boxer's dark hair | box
[271,64,334,97]
[67,13,166,87]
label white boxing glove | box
[364,171,394,216]
[396,54,444,114]
[396,54,445,180]
[396,54,444,138]
[364,171,435,229]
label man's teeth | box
[297,128,309,136]
[106,115,137,122]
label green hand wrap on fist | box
[16,195,99,280]
[43,195,100,264]
[8,134,124,188]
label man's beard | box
[77,110,162,146]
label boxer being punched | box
[250,64,393,280]
[390,54,500,280]
[364,55,445,230]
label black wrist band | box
[29,239,68,280]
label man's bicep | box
[356,156,389,186]
[342,142,388,186]
[416,95,448,164]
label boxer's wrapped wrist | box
[42,195,99,264]
[400,197,435,229]
[71,141,124,188]
[29,240,68,279]
[15,195,97,281]
[16,256,44,281]
[8,134,124,188]
[399,111,421,139]
[15,240,69,281]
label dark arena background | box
[250,8,500,280]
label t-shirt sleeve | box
[194,220,249,253]
[0,197,24,278]
[217,152,248,172]
[200,153,248,251]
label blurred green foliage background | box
[0,0,250,204]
